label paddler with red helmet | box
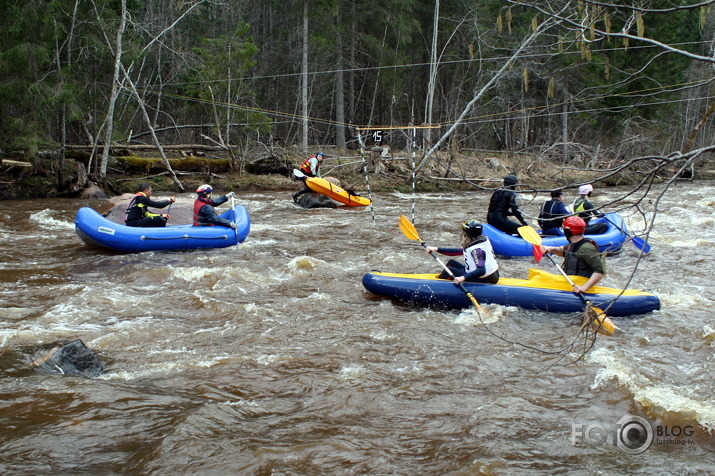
[193,184,237,228]
[540,216,605,293]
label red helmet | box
[563,216,586,235]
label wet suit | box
[487,188,527,235]
[125,193,171,227]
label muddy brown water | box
[0,182,713,474]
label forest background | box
[0,0,714,199]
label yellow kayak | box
[305,176,371,207]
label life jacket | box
[573,196,598,222]
[193,196,216,226]
[463,238,499,278]
[563,238,599,278]
[299,156,320,176]
[125,192,148,222]
[538,199,565,230]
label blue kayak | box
[483,212,627,257]
[362,268,660,317]
[75,206,250,253]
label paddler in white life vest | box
[424,220,500,284]
[540,216,605,293]
[193,184,237,228]
[125,183,176,227]
[292,151,324,202]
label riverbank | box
[0,147,706,200]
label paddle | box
[398,215,489,315]
[293,168,305,179]
[602,215,651,254]
[231,196,238,238]
[94,202,116,217]
[517,226,616,336]
[163,201,173,224]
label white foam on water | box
[170,266,219,282]
[256,354,280,365]
[338,364,366,380]
[454,305,502,326]
[657,287,711,309]
[590,348,715,433]
[30,209,75,230]
[99,353,234,381]
[370,330,396,341]
[288,255,328,272]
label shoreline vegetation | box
[0,146,710,201]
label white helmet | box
[196,184,213,195]
[579,184,593,195]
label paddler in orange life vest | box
[193,184,237,228]
[540,216,605,293]
[292,151,324,202]
[125,183,175,227]
[424,220,500,284]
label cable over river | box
[1,182,713,474]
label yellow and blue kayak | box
[305,176,371,207]
[362,268,660,317]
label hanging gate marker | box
[357,125,441,225]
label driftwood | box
[1,158,33,167]
[65,144,224,152]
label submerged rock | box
[30,339,104,378]
[295,192,338,209]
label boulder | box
[295,192,338,209]
[80,182,107,199]
[293,176,341,208]
[30,339,104,378]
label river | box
[0,181,713,474]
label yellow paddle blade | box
[399,215,420,241]
[585,304,616,336]
[467,292,489,315]
[518,225,542,246]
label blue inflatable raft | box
[75,206,250,253]
[483,212,627,257]
[362,268,660,317]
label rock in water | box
[296,192,338,209]
[31,339,104,378]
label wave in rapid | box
[589,348,715,434]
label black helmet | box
[503,174,518,186]
[462,219,483,237]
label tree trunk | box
[301,0,309,151]
[100,0,128,178]
[334,2,346,150]
[562,86,569,162]
[424,0,440,146]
